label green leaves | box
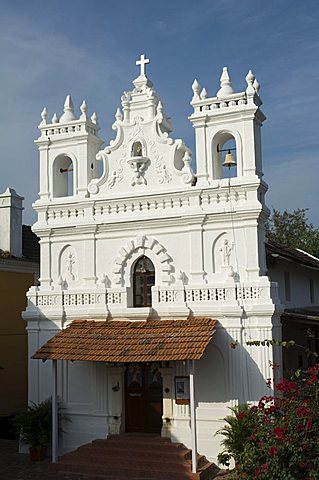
[246,339,295,348]
[217,366,319,479]
[266,208,319,258]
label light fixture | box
[217,145,237,168]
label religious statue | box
[220,239,233,267]
[66,252,75,280]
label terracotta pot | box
[29,445,47,461]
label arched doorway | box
[125,363,163,434]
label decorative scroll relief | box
[181,152,196,185]
[127,156,149,186]
[112,235,174,286]
[149,140,172,184]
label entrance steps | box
[50,433,220,479]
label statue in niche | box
[66,252,75,280]
[132,141,143,157]
[220,239,233,267]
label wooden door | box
[125,363,163,433]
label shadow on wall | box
[195,326,269,405]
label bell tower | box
[35,96,104,202]
[189,67,269,280]
[189,67,265,186]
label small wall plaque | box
[175,376,190,405]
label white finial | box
[80,100,88,119]
[200,87,208,99]
[253,78,260,93]
[40,107,47,125]
[156,101,163,113]
[64,95,74,112]
[192,79,200,99]
[52,113,59,124]
[91,112,98,125]
[136,54,150,76]
[245,70,255,94]
[217,67,234,98]
[115,107,122,121]
[60,95,76,122]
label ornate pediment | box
[88,55,195,197]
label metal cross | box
[136,54,150,76]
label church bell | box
[222,149,237,168]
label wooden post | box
[52,359,58,463]
[189,359,197,473]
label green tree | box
[266,208,319,258]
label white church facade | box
[23,56,285,463]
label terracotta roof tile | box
[32,317,217,363]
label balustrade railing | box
[29,281,271,314]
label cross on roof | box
[136,54,150,77]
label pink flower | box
[275,379,297,394]
[268,447,277,457]
[306,419,313,430]
[237,411,245,420]
[274,427,286,439]
[297,406,311,417]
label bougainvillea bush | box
[217,364,319,479]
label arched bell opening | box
[133,255,155,307]
[52,155,75,197]
[212,132,238,180]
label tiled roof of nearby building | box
[0,225,39,263]
[32,317,217,363]
[282,307,319,322]
[266,240,319,270]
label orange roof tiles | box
[32,317,217,363]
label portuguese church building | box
[23,55,283,462]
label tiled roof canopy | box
[32,318,217,363]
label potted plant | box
[13,399,52,460]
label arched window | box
[133,256,155,307]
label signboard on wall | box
[175,376,190,405]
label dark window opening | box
[133,256,155,307]
[284,271,291,301]
[310,279,314,304]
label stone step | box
[92,436,186,449]
[76,441,189,457]
[51,435,219,480]
[59,450,207,471]
[51,461,218,480]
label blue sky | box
[1,0,319,226]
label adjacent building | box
[0,188,39,436]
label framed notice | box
[175,376,190,405]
